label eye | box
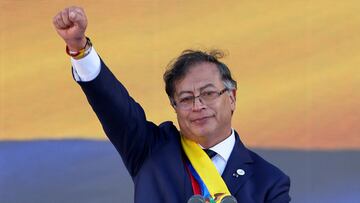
[179,96,193,104]
[201,91,217,99]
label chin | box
[180,122,214,140]
[190,127,213,139]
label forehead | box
[174,62,222,93]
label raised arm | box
[52,7,168,177]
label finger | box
[52,14,61,29]
[61,8,72,27]
[56,14,67,29]
[53,13,66,29]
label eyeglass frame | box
[171,88,229,110]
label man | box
[53,6,290,203]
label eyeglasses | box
[173,88,228,110]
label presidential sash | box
[181,136,231,202]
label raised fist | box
[53,6,88,51]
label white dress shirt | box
[200,129,235,175]
[71,46,101,82]
[70,48,236,175]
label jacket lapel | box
[222,132,254,196]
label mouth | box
[190,115,214,124]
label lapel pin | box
[236,169,245,176]
[232,173,239,178]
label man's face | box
[173,62,236,148]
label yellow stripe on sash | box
[181,136,231,201]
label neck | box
[196,128,232,148]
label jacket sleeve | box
[76,58,165,177]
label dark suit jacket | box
[76,59,291,203]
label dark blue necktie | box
[203,149,217,158]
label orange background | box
[1,0,359,149]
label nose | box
[192,96,206,111]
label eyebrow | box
[177,84,217,97]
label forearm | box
[77,58,159,176]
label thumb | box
[68,7,87,29]
[69,11,80,24]
[69,11,77,20]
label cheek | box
[176,111,189,127]
[215,101,233,119]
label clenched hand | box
[53,6,88,51]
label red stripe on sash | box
[184,160,201,195]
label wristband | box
[66,37,92,60]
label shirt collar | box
[200,129,235,162]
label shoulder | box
[233,133,289,181]
[246,149,291,202]
[247,149,289,181]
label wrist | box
[66,37,92,60]
[66,37,87,52]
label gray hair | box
[163,49,237,99]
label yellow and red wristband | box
[66,37,92,60]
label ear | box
[229,89,236,104]
[228,89,236,113]
[169,98,177,112]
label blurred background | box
[1,0,359,202]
